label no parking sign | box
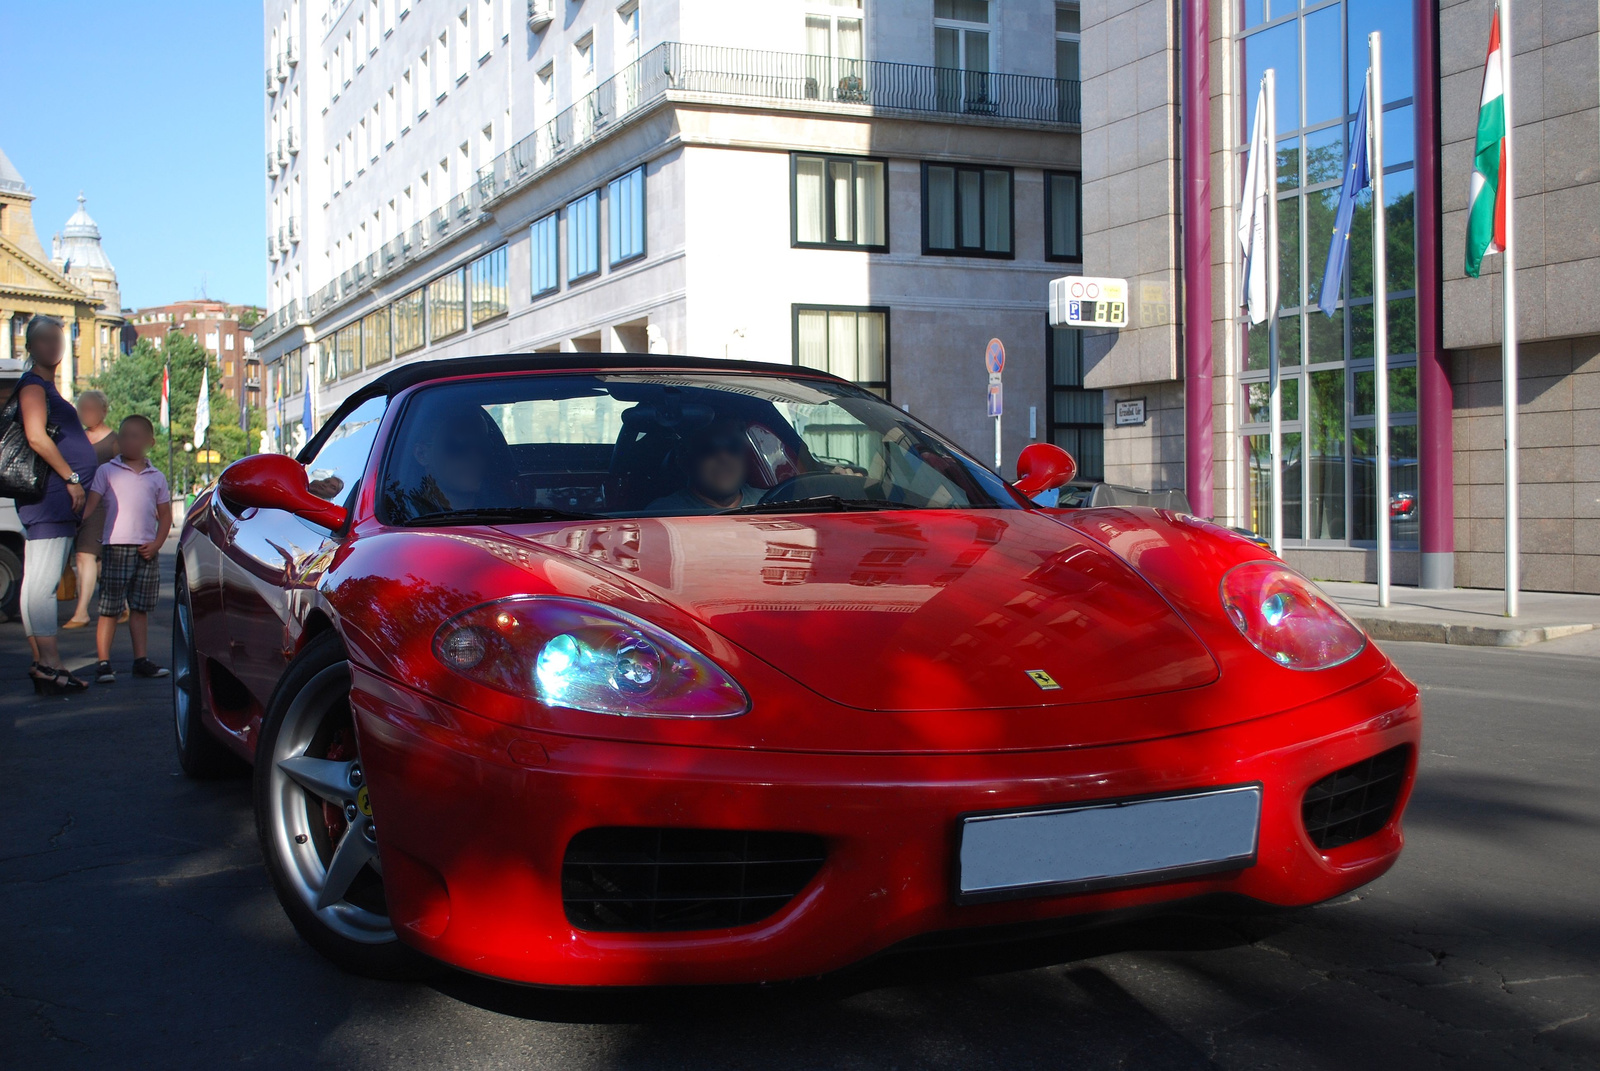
[985,338,1005,418]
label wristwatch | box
[66,472,81,485]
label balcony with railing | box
[477,42,1078,206]
[266,150,280,179]
[527,0,554,30]
[267,68,279,96]
[272,42,1077,338]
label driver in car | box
[649,419,764,513]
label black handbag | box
[0,378,61,505]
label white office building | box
[256,0,1083,472]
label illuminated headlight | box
[1219,561,1367,670]
[434,596,748,717]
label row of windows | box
[791,155,1081,262]
[319,244,509,384]
[531,165,646,296]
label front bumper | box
[352,666,1420,987]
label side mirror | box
[1012,442,1077,496]
[218,454,348,531]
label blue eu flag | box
[1317,83,1371,316]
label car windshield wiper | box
[718,496,924,516]
[404,506,603,526]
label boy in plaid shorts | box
[82,415,173,683]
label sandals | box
[30,662,90,696]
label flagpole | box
[1265,69,1283,558]
[1500,0,1519,617]
[164,360,173,485]
[1370,35,1390,608]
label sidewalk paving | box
[1318,581,1600,647]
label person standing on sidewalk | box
[16,316,96,695]
[81,414,171,683]
[63,389,118,630]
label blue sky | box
[1,1,263,310]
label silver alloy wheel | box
[172,577,197,747]
[264,663,394,944]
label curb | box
[1353,617,1599,648]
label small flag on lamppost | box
[159,363,170,429]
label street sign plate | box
[1050,276,1130,328]
[985,338,1005,374]
[987,381,1003,417]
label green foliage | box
[90,332,266,494]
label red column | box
[1414,0,1453,587]
[1182,0,1215,518]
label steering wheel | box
[759,471,877,504]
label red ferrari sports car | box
[175,354,1420,985]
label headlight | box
[1219,561,1366,670]
[433,596,749,717]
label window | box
[225,334,236,351]
[304,396,388,510]
[576,32,594,75]
[922,164,1011,256]
[793,305,889,397]
[531,213,559,295]
[804,1,863,102]
[469,245,509,324]
[538,61,554,103]
[1236,0,1420,548]
[1045,171,1081,262]
[334,320,363,378]
[1046,325,1103,480]
[1055,3,1080,81]
[567,190,600,281]
[618,0,641,66]
[428,268,467,340]
[363,307,392,367]
[393,286,425,353]
[934,0,988,71]
[607,167,646,265]
[793,154,886,250]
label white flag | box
[194,366,211,448]
[1238,81,1272,325]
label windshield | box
[377,372,1020,523]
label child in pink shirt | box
[82,415,173,683]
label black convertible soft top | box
[298,352,847,463]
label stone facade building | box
[253,0,1086,465]
[0,147,115,394]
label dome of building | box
[55,193,115,274]
[0,146,27,195]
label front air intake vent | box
[562,827,826,932]
[1302,745,1410,850]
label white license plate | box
[957,785,1262,902]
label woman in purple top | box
[17,316,97,694]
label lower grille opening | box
[1302,745,1411,850]
[562,827,827,933]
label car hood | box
[512,509,1218,712]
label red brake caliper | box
[321,730,353,845]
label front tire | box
[172,566,242,779]
[254,630,424,979]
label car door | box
[216,396,388,707]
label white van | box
[0,499,23,619]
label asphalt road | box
[3,553,1597,1070]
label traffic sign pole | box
[985,339,1006,473]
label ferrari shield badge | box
[356,785,373,817]
[1025,669,1061,691]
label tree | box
[91,332,266,494]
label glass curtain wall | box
[1236,0,1417,548]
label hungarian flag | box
[159,364,170,429]
[1465,5,1507,278]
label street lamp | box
[183,441,194,496]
